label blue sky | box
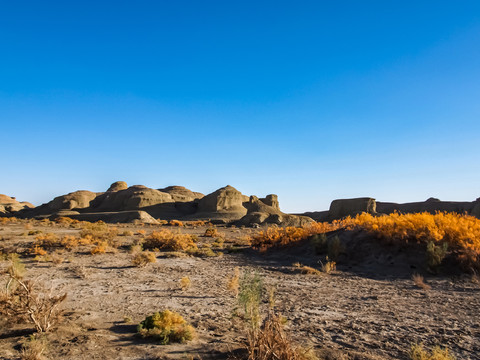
[1,1,479,212]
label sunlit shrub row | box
[252,212,480,270]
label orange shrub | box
[169,220,184,227]
[252,212,480,270]
[144,230,197,251]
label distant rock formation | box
[48,190,98,211]
[159,186,204,202]
[314,197,480,221]
[93,185,173,211]
[0,194,34,215]
[237,195,312,227]
[8,181,309,226]
[328,197,377,220]
[107,181,128,192]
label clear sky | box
[1,1,479,213]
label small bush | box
[144,230,197,251]
[179,276,191,290]
[426,242,448,272]
[169,220,184,227]
[204,227,218,237]
[132,251,157,267]
[137,310,195,344]
[409,343,456,360]
[239,271,263,328]
[0,256,67,332]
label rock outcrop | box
[159,186,204,202]
[193,185,248,222]
[107,181,128,192]
[236,195,312,227]
[93,185,173,211]
[0,194,34,215]
[328,197,377,220]
[48,190,98,211]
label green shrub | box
[137,310,195,344]
[426,242,448,272]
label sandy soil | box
[0,220,479,360]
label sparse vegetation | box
[412,274,431,290]
[20,334,48,360]
[179,276,191,290]
[137,310,195,344]
[143,230,197,251]
[132,251,157,267]
[228,267,240,297]
[0,255,67,332]
[409,343,456,360]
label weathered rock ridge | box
[10,182,309,226]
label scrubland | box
[0,214,479,359]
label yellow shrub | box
[169,220,184,227]
[144,230,197,251]
[132,251,157,267]
[137,310,195,344]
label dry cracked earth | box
[0,220,479,360]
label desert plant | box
[144,230,197,252]
[228,267,240,297]
[293,263,321,276]
[169,220,184,227]
[20,334,48,360]
[179,276,191,290]
[310,233,327,254]
[132,251,157,267]
[320,257,336,274]
[238,271,263,329]
[204,227,218,237]
[426,241,448,272]
[137,310,195,344]
[327,235,342,261]
[1,257,67,332]
[412,273,431,290]
[245,313,317,360]
[409,343,455,360]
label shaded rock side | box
[376,199,474,216]
[237,195,313,227]
[329,197,377,220]
[158,186,204,202]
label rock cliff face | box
[328,198,377,221]
[322,197,480,221]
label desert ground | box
[0,218,479,360]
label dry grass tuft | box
[412,274,431,290]
[20,334,48,360]
[228,267,241,297]
[244,313,317,360]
